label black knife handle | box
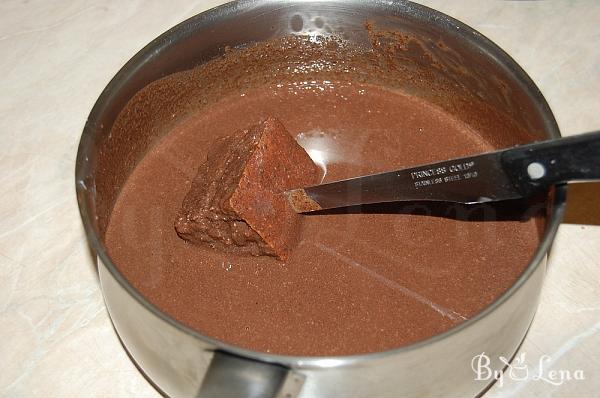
[501,130,600,197]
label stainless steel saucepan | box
[75,1,565,397]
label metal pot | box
[75,1,565,397]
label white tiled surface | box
[1,1,598,397]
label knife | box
[285,130,600,213]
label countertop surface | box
[1,1,599,397]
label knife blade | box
[285,130,600,213]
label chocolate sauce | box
[105,82,540,356]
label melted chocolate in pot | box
[105,82,540,356]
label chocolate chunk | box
[175,117,321,260]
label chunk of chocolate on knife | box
[175,117,321,260]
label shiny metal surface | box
[77,1,566,397]
[198,351,306,398]
[287,151,518,212]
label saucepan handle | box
[197,351,305,398]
